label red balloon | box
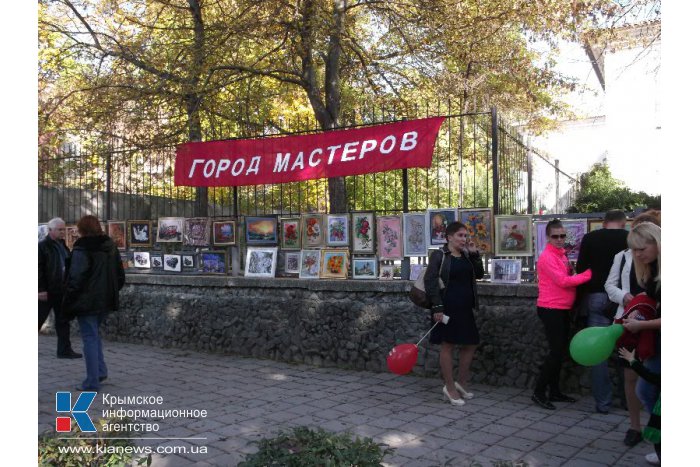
[387,343,418,375]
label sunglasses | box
[549,234,567,239]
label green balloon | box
[569,324,624,366]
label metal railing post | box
[491,107,499,214]
[526,137,533,214]
[555,159,560,214]
[105,149,112,221]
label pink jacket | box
[537,243,592,309]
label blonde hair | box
[627,222,661,292]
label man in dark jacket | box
[63,215,125,391]
[38,217,81,358]
[576,209,628,414]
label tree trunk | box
[188,0,208,217]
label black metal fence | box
[38,104,577,223]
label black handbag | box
[409,251,445,308]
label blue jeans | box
[637,353,660,413]
[586,292,614,412]
[77,314,107,390]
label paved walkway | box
[39,335,653,466]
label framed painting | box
[491,259,522,284]
[352,257,378,279]
[200,251,227,274]
[459,208,494,255]
[379,264,394,280]
[299,249,321,279]
[38,223,49,242]
[494,215,533,257]
[119,252,129,270]
[245,216,278,245]
[65,225,80,250]
[108,221,127,250]
[156,217,185,243]
[377,215,403,260]
[163,254,182,272]
[150,254,163,269]
[409,264,425,281]
[301,214,324,248]
[213,220,237,246]
[403,212,428,257]
[133,251,151,269]
[281,218,302,250]
[127,220,152,248]
[184,217,211,246]
[428,209,457,245]
[181,253,196,270]
[326,214,350,247]
[284,251,301,274]
[535,220,588,261]
[588,219,632,232]
[320,249,349,279]
[351,212,375,253]
[244,247,278,278]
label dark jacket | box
[63,235,125,318]
[424,245,484,311]
[38,236,70,297]
[576,228,628,293]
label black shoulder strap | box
[618,250,627,289]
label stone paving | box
[39,335,653,466]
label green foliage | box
[567,162,660,213]
[38,418,151,467]
[238,427,393,467]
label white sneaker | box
[645,452,660,465]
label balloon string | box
[416,321,440,347]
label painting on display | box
[182,254,196,270]
[244,247,278,278]
[403,212,428,257]
[320,249,349,279]
[245,217,278,245]
[379,264,395,280]
[120,252,129,270]
[284,252,301,274]
[299,249,321,279]
[491,259,522,284]
[163,254,182,272]
[200,251,227,274]
[184,217,211,246]
[458,208,494,255]
[409,264,425,281]
[281,218,302,250]
[351,212,375,253]
[38,224,49,242]
[326,214,350,247]
[156,217,185,243]
[428,209,457,245]
[133,251,151,269]
[587,219,632,232]
[108,221,127,250]
[127,220,152,247]
[494,215,533,257]
[65,225,80,250]
[302,214,324,248]
[150,254,163,269]
[213,220,237,246]
[377,215,403,260]
[534,220,587,261]
[352,257,378,279]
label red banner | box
[174,117,445,187]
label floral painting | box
[535,220,587,261]
[213,220,236,246]
[379,264,394,280]
[299,249,321,279]
[494,215,533,257]
[377,215,403,260]
[281,218,301,250]
[302,214,324,248]
[402,212,428,256]
[428,209,457,245]
[184,217,211,246]
[459,208,493,255]
[326,214,350,246]
[351,212,375,253]
[245,216,278,245]
[320,249,349,279]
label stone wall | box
[91,275,621,397]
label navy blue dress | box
[429,255,480,345]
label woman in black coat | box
[63,215,125,391]
[424,221,484,405]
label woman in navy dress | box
[424,221,484,405]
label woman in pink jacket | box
[532,219,592,410]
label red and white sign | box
[174,117,445,187]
